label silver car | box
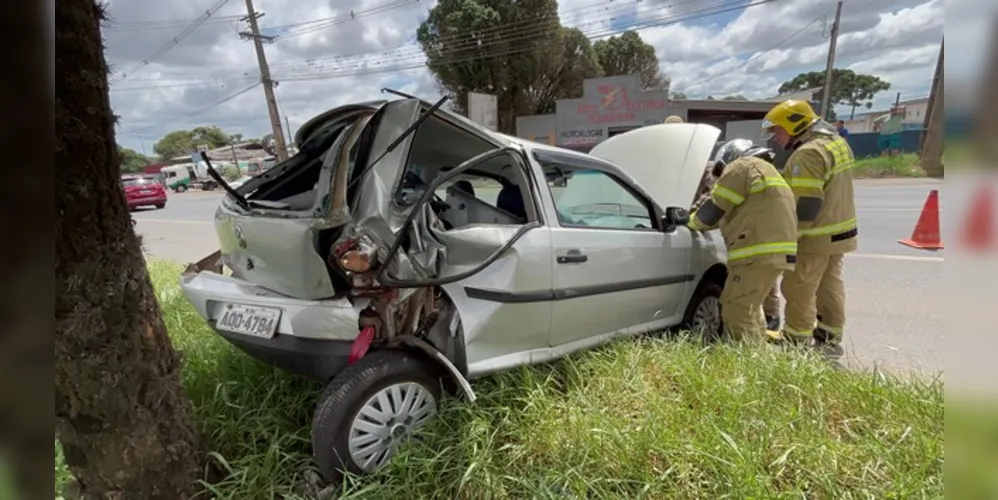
[179,97,728,482]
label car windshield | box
[121,177,157,187]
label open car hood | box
[588,123,721,209]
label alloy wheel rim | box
[347,382,437,472]
[691,296,721,335]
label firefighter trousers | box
[764,281,780,317]
[720,264,786,343]
[781,253,846,344]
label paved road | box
[135,179,946,375]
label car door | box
[371,146,555,372]
[533,150,694,348]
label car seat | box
[453,180,475,197]
[496,184,527,219]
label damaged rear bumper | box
[180,251,366,380]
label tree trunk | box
[55,1,201,498]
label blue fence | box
[846,129,925,159]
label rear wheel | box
[155,203,165,209]
[312,349,442,484]
[680,280,723,342]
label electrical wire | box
[105,15,243,32]
[119,82,261,135]
[109,0,777,93]
[266,0,679,69]
[265,0,420,39]
[671,14,826,94]
[274,0,778,81]
[113,0,234,81]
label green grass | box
[852,154,927,178]
[55,260,944,499]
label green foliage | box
[778,69,891,120]
[852,153,925,178]
[152,126,233,160]
[593,30,668,91]
[671,92,688,99]
[416,0,602,132]
[221,165,242,182]
[55,260,944,498]
[117,146,150,173]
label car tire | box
[155,203,165,209]
[312,349,443,484]
[679,280,723,342]
[176,185,187,193]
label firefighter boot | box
[765,314,781,331]
[813,327,844,361]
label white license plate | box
[215,303,281,339]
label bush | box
[221,166,242,182]
[853,154,926,178]
[55,260,944,499]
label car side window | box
[546,166,655,231]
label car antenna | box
[197,152,251,211]
[347,95,449,193]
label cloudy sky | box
[103,0,962,154]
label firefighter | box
[761,100,858,359]
[688,139,798,342]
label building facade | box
[515,74,800,151]
[841,97,929,134]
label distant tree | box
[417,0,602,133]
[593,30,669,91]
[722,94,748,100]
[228,132,244,144]
[117,146,150,173]
[778,69,891,119]
[671,92,688,100]
[152,126,232,160]
[56,0,201,497]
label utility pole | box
[284,115,293,150]
[920,39,944,178]
[819,1,844,120]
[239,0,289,161]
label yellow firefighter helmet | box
[761,100,819,137]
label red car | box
[121,175,167,210]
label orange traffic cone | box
[961,184,995,252]
[899,189,944,250]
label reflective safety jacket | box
[783,129,859,255]
[689,156,798,269]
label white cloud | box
[104,0,944,153]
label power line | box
[671,14,826,94]
[108,0,718,90]
[265,0,420,39]
[108,0,777,93]
[266,0,673,69]
[119,82,261,135]
[114,0,234,81]
[275,0,778,81]
[105,15,243,32]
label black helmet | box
[712,138,776,174]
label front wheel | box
[175,184,187,193]
[312,349,443,483]
[680,280,723,342]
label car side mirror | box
[662,206,690,232]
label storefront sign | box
[576,86,667,125]
[559,128,603,145]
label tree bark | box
[55,1,201,498]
